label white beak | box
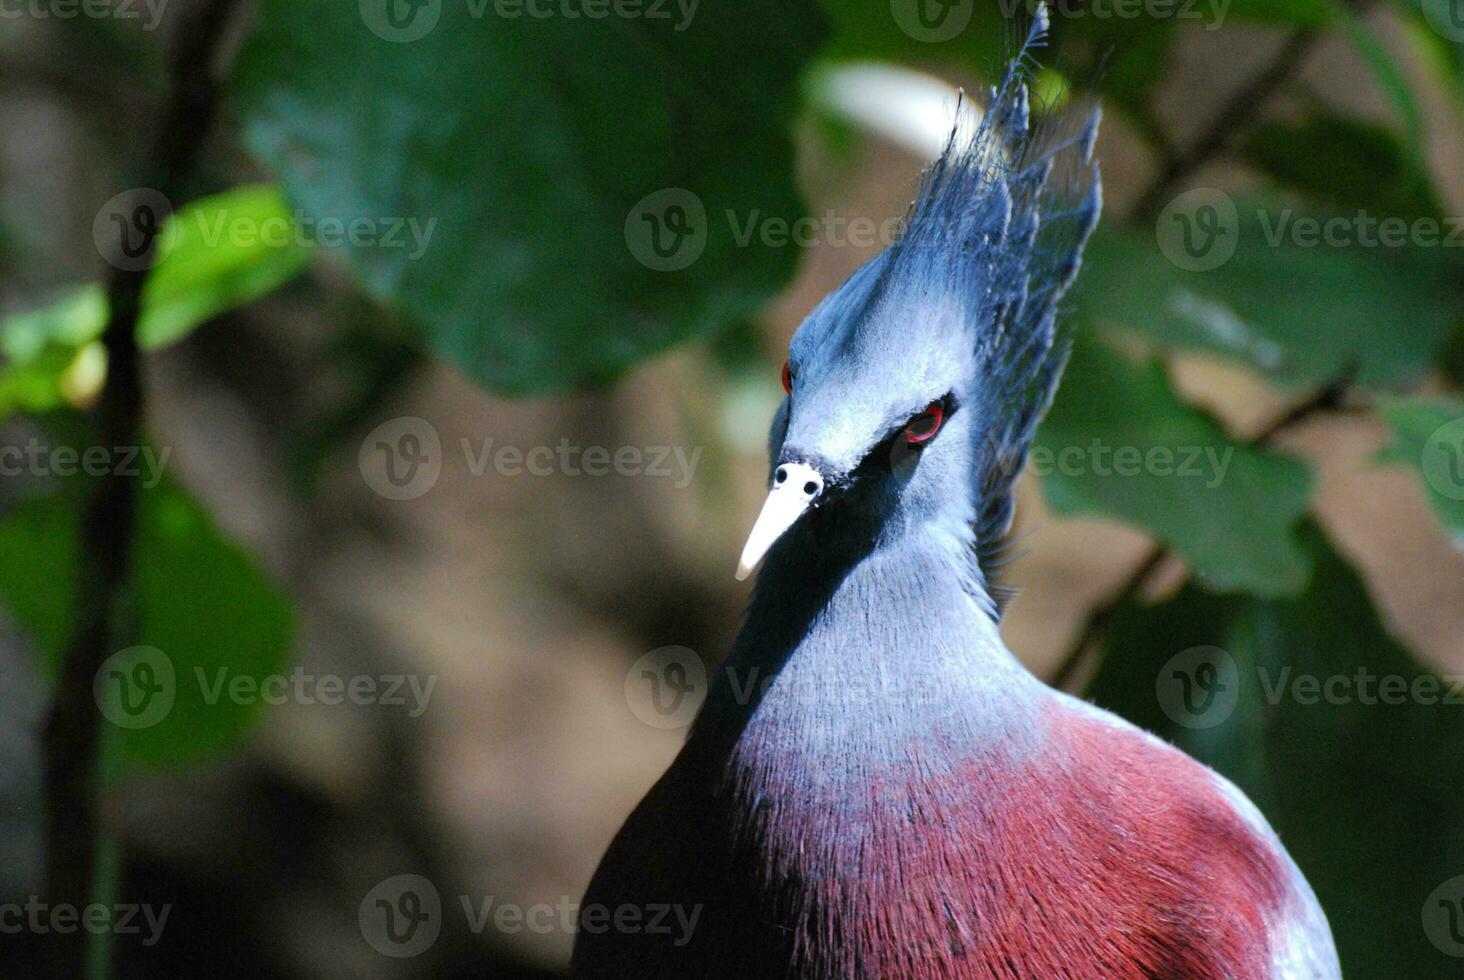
[735,462,824,581]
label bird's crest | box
[890,9,1101,615]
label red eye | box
[904,401,945,445]
[781,361,793,395]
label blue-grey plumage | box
[738,12,1100,615]
[575,11,1340,978]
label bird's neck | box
[695,513,1049,793]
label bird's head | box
[736,22,1101,614]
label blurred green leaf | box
[1245,114,1441,220]
[817,0,1005,72]
[234,0,826,395]
[1440,321,1464,386]
[1075,216,1464,390]
[1333,0,1425,151]
[0,482,293,768]
[141,184,311,348]
[1402,1,1464,106]
[1233,0,1333,25]
[1378,398,1464,548]
[0,186,309,416]
[1,288,106,363]
[0,495,78,659]
[0,344,95,417]
[1037,331,1314,595]
[1087,523,1464,977]
[1093,20,1175,144]
[1240,1,1425,153]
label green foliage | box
[232,0,827,394]
[0,494,77,659]
[139,184,311,347]
[1038,331,1314,595]
[1245,114,1441,220]
[1088,525,1464,977]
[0,482,293,768]
[0,186,309,418]
[1075,219,1464,390]
[1379,398,1464,547]
[3,1,1464,971]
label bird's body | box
[576,523,1337,978]
[575,14,1340,976]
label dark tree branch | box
[1047,368,1356,693]
[1130,26,1320,224]
[40,1,240,976]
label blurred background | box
[2,0,1464,976]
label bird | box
[573,13,1341,978]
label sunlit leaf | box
[0,186,309,416]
